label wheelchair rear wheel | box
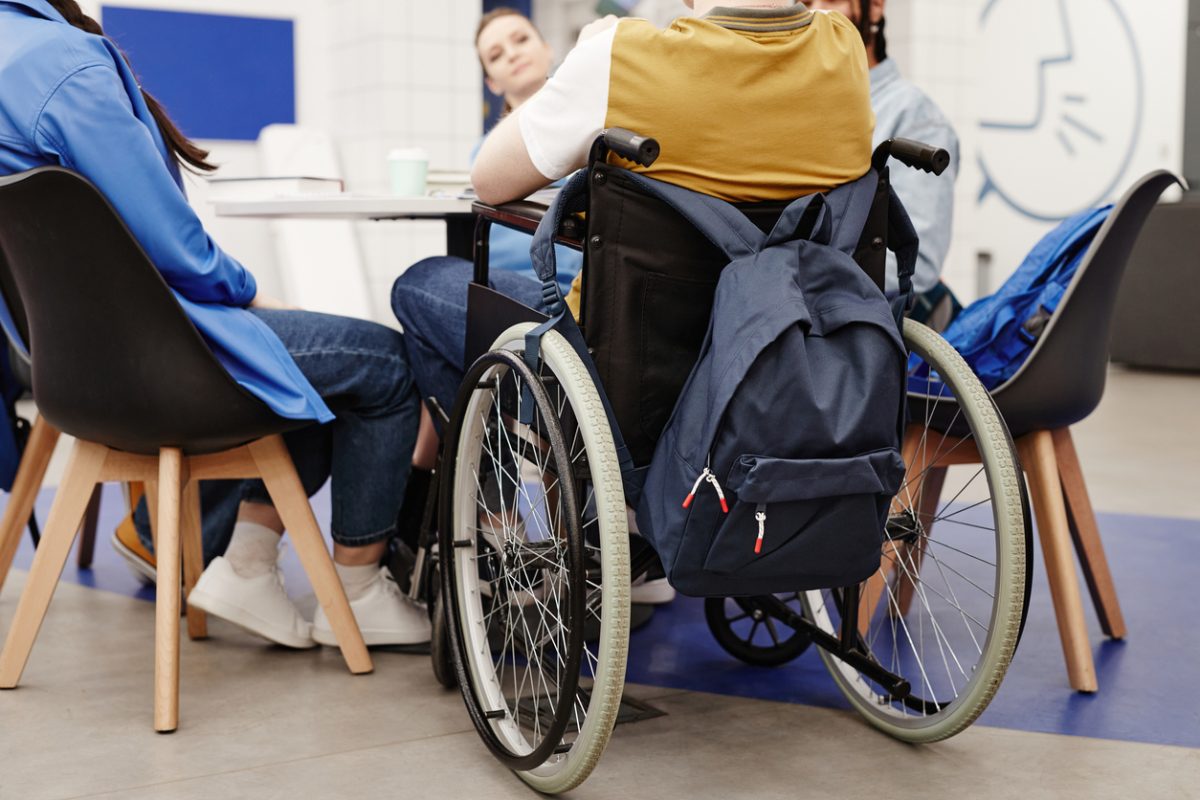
[803,319,1031,742]
[441,323,630,794]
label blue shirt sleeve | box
[33,64,257,307]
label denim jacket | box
[0,0,332,423]
[872,58,959,295]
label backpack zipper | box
[754,505,767,554]
[682,467,729,513]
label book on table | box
[206,176,344,201]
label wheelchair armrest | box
[472,200,584,248]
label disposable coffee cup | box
[388,147,429,196]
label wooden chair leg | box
[247,436,372,675]
[878,426,947,624]
[0,417,60,597]
[1017,430,1098,692]
[154,449,184,733]
[180,480,207,640]
[0,440,108,689]
[75,486,102,569]
[860,425,927,633]
[858,543,898,633]
[1052,427,1126,640]
[895,465,947,617]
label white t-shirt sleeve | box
[518,24,616,181]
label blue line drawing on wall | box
[976,0,1143,222]
[978,0,1075,133]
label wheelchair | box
[429,131,1032,793]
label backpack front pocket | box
[701,450,906,591]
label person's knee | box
[391,257,443,312]
[391,256,472,326]
[367,330,419,414]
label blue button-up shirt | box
[0,0,332,423]
[871,58,959,294]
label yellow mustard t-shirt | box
[515,5,875,313]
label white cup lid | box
[388,147,428,161]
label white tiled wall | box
[891,0,984,299]
[322,1,482,322]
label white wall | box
[326,0,481,322]
[532,0,600,60]
[898,0,1188,300]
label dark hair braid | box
[858,0,888,63]
[47,0,217,172]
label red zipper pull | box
[682,468,710,509]
[754,508,766,554]
[707,473,730,514]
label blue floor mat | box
[623,509,1200,748]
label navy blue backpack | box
[920,206,1112,391]
[631,172,914,597]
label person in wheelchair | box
[391,0,874,602]
[414,5,1030,792]
[808,0,962,330]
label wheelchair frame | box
[415,131,1030,793]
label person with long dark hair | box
[808,0,962,329]
[0,0,430,648]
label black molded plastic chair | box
[0,167,372,732]
[0,250,104,593]
[906,170,1183,691]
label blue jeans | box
[390,256,548,416]
[136,308,421,559]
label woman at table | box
[471,7,582,290]
[0,0,429,648]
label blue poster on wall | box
[100,6,295,142]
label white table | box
[214,194,479,259]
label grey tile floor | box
[2,365,1198,799]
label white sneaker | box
[312,567,432,647]
[630,574,676,605]
[188,556,316,649]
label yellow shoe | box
[111,512,156,584]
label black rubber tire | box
[430,587,457,689]
[704,595,813,667]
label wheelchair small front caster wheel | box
[704,594,812,667]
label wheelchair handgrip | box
[601,128,660,167]
[872,138,950,176]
